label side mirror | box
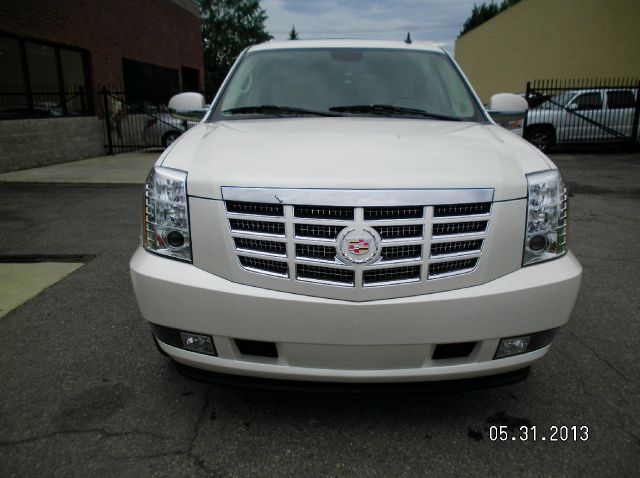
[168,92,207,121]
[487,92,528,120]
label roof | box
[249,39,444,53]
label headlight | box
[143,166,191,262]
[523,169,567,265]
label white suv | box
[130,40,582,384]
[522,88,639,152]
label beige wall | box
[455,0,640,103]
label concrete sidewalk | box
[0,151,160,184]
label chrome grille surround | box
[222,188,493,288]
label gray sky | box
[262,0,480,55]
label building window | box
[0,34,92,119]
[122,58,179,112]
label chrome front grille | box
[224,191,492,288]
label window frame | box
[0,31,93,119]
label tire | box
[162,130,181,148]
[525,126,556,153]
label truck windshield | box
[214,48,485,122]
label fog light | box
[495,335,531,359]
[180,332,215,355]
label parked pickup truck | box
[519,88,639,152]
[130,40,582,384]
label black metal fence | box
[100,87,203,154]
[523,78,640,151]
[0,84,93,120]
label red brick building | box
[0,0,203,171]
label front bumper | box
[130,248,582,382]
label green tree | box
[200,0,272,93]
[458,0,521,37]
[289,25,299,40]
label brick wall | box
[0,0,204,97]
[0,117,104,172]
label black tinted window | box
[574,93,602,110]
[607,90,635,109]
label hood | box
[160,117,553,201]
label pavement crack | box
[565,329,629,381]
[187,386,216,476]
[0,428,171,447]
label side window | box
[573,92,602,111]
[606,90,635,109]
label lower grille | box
[428,258,478,278]
[239,256,288,277]
[363,266,421,285]
[297,264,355,285]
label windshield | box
[213,48,485,122]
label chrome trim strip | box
[237,259,289,279]
[222,187,494,207]
[428,265,478,279]
[235,247,287,259]
[363,277,421,287]
[296,276,355,287]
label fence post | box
[102,86,114,155]
[523,81,531,132]
[79,86,85,114]
[630,80,640,150]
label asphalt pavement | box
[0,152,638,476]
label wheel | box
[525,126,555,152]
[162,130,181,148]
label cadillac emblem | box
[348,239,369,255]
[337,227,381,264]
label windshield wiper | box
[223,105,341,117]
[329,104,463,121]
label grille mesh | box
[432,221,487,236]
[239,256,288,276]
[295,205,354,220]
[364,206,423,220]
[363,266,421,285]
[429,258,478,277]
[229,219,285,236]
[380,245,422,262]
[226,201,284,217]
[296,243,337,261]
[234,237,287,256]
[431,239,483,257]
[374,224,423,240]
[295,223,344,240]
[297,264,354,285]
[433,203,491,217]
